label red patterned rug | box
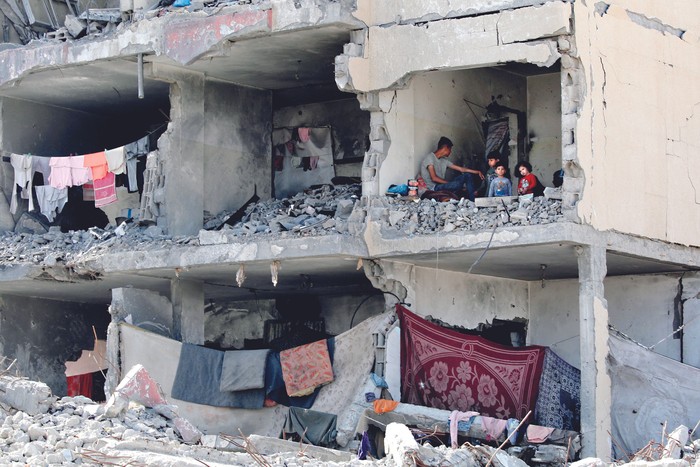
[397,305,545,419]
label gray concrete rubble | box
[203,183,363,238]
[376,195,564,236]
[2,370,699,466]
[0,224,196,268]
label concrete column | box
[171,278,204,344]
[576,245,611,458]
[150,64,205,236]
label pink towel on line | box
[297,127,311,143]
[93,172,117,207]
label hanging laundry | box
[283,407,337,447]
[93,172,117,208]
[297,127,311,143]
[82,183,95,202]
[280,339,334,397]
[34,186,68,222]
[32,156,51,184]
[9,153,34,214]
[171,343,265,409]
[50,156,91,189]
[105,146,126,174]
[219,349,270,392]
[83,151,109,181]
[125,136,149,192]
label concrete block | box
[475,196,518,208]
[64,15,86,37]
[570,458,608,467]
[0,376,55,415]
[173,417,202,444]
[385,423,420,467]
[498,1,571,44]
[245,435,355,462]
[343,42,363,57]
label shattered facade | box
[0,0,698,462]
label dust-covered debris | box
[204,184,362,238]
[378,195,564,236]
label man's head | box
[435,136,453,158]
[487,151,500,167]
[495,163,507,177]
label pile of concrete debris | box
[0,364,540,467]
[379,193,564,236]
[205,183,362,237]
[2,366,699,466]
[0,223,196,268]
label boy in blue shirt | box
[488,163,512,197]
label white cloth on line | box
[35,185,68,222]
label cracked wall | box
[337,2,573,203]
[0,295,109,396]
[529,272,700,367]
[369,259,530,328]
[571,1,700,246]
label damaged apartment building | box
[0,0,698,462]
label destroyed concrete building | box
[0,0,698,462]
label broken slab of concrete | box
[0,375,56,415]
[244,434,355,463]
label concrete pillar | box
[150,64,205,236]
[171,278,204,344]
[576,245,612,458]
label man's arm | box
[427,165,449,184]
[449,163,484,180]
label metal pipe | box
[137,53,144,99]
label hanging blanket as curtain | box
[396,305,545,419]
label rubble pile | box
[380,195,564,235]
[0,224,196,268]
[205,184,362,237]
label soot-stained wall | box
[273,98,369,180]
[0,294,110,395]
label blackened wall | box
[0,294,110,396]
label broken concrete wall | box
[572,2,700,246]
[204,299,277,350]
[352,0,562,26]
[379,68,527,193]
[527,73,562,185]
[342,2,567,93]
[319,293,386,335]
[376,260,529,328]
[204,80,271,216]
[529,272,700,367]
[0,294,109,395]
[272,98,369,179]
[154,66,205,236]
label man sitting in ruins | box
[419,136,484,201]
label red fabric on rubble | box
[397,304,545,419]
[66,373,93,398]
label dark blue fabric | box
[358,431,371,460]
[171,343,265,408]
[434,173,477,201]
[265,338,335,408]
[534,348,581,431]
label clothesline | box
[8,135,151,222]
